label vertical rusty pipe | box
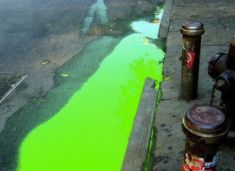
[226,39,235,69]
[182,105,229,171]
[180,21,204,100]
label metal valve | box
[215,70,235,92]
[208,40,235,131]
[208,52,227,79]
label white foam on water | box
[131,9,163,39]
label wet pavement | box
[0,0,164,170]
[154,0,235,170]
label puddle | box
[16,10,164,171]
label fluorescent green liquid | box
[17,33,164,171]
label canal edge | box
[121,78,158,171]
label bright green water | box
[17,25,164,171]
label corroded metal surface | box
[180,21,204,100]
[208,40,235,131]
[182,105,228,171]
[208,52,227,79]
[183,105,228,137]
[226,39,235,69]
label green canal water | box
[16,13,164,171]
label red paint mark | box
[186,51,196,69]
[183,153,218,171]
[182,153,204,171]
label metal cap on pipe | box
[181,21,205,36]
[182,105,228,139]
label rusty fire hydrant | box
[208,40,235,131]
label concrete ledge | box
[159,0,174,40]
[122,78,158,171]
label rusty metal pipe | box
[226,39,235,69]
[182,105,229,171]
[180,21,204,100]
